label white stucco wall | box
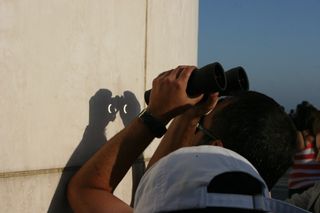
[0,0,198,212]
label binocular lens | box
[238,68,249,91]
[216,69,227,91]
[220,66,249,96]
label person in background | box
[288,102,320,197]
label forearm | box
[316,133,320,161]
[68,117,155,211]
[296,131,305,151]
[147,114,199,169]
[147,93,219,169]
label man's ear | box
[210,139,224,147]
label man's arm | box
[67,66,203,212]
[68,118,156,213]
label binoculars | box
[144,62,249,104]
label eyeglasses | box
[196,116,219,141]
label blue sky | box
[198,0,320,111]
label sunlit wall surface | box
[0,0,198,212]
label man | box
[148,82,297,190]
[67,66,298,212]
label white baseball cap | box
[134,146,310,213]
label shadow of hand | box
[118,90,141,127]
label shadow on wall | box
[47,89,143,212]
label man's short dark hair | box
[208,91,297,189]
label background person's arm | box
[296,131,306,151]
[316,132,320,161]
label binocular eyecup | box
[144,62,249,104]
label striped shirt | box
[289,142,320,189]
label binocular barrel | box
[186,62,226,97]
[220,66,249,96]
[144,62,249,104]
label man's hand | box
[147,66,204,124]
[182,92,219,120]
[68,65,206,213]
[147,90,219,169]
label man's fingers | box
[177,66,197,83]
[193,92,219,116]
[203,92,219,115]
[157,69,173,78]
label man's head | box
[134,146,307,213]
[197,91,297,189]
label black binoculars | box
[144,62,249,104]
